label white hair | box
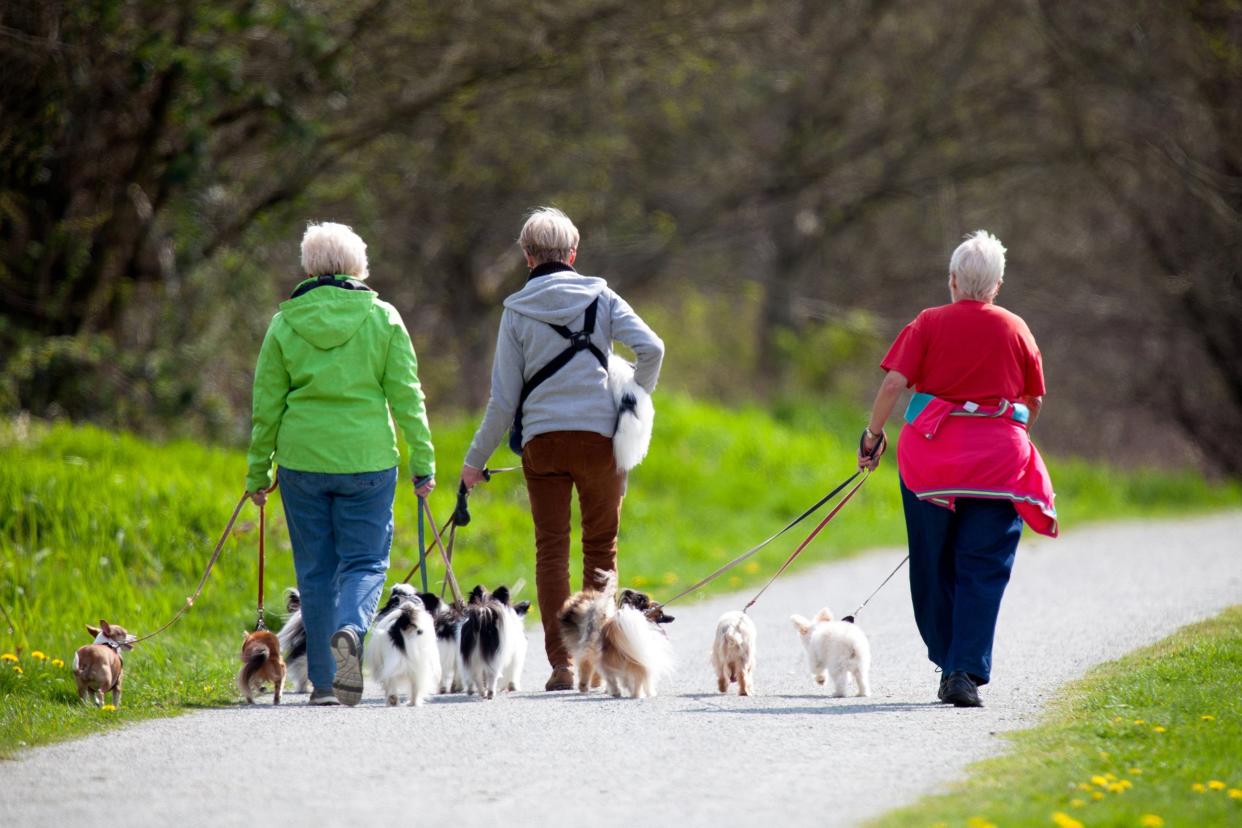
[301,222,369,280]
[518,207,579,265]
[949,230,1006,301]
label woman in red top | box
[859,230,1056,708]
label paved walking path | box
[3,513,1240,827]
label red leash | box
[742,470,871,613]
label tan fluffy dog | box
[712,610,757,695]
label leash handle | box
[743,471,870,613]
[454,481,472,527]
[859,428,888,464]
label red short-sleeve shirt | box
[880,300,1045,403]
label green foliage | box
[1,405,1239,755]
[872,606,1242,828]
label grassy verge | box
[2,399,1239,755]
[872,606,1242,828]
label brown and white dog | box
[73,620,137,708]
[712,610,757,696]
[559,570,675,695]
[238,629,287,705]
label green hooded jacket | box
[245,278,435,492]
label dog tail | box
[607,606,674,679]
[238,639,271,694]
[608,355,654,472]
[592,567,618,605]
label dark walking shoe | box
[545,666,575,692]
[943,671,982,708]
[937,673,950,703]
[330,628,364,706]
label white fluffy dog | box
[608,354,654,471]
[366,592,441,706]
[711,610,757,695]
[791,608,871,697]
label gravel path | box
[3,513,1240,827]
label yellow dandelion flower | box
[31,650,47,660]
[1091,792,1105,801]
[1,653,17,662]
[1112,715,1123,723]
[1118,779,1133,790]
[12,665,22,675]
[1152,725,1166,733]
[1201,714,1215,721]
[1098,750,1110,760]
[1104,773,1118,781]
[1128,768,1143,775]
[51,658,65,668]
[1228,789,1242,800]
[1070,799,1085,808]
[1192,783,1207,793]
[1076,783,1093,792]
[1208,780,1226,790]
[1051,811,1084,828]
[743,561,760,574]
[1140,816,1164,828]
[1091,775,1109,787]
[1133,719,1146,725]
[728,575,742,587]
[630,575,648,587]
[101,704,116,712]
[661,572,678,585]
[966,817,996,828]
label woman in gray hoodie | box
[461,207,664,691]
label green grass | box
[2,399,1240,756]
[872,606,1242,828]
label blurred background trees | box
[2,0,1239,472]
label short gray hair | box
[949,230,1006,300]
[301,222,369,279]
[518,207,579,265]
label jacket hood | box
[278,288,377,349]
[502,273,608,325]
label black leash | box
[661,470,864,607]
[842,554,909,623]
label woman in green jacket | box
[245,222,435,706]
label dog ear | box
[791,615,812,635]
[657,611,675,624]
[814,608,834,623]
[418,593,441,615]
[469,585,487,604]
[86,624,101,637]
[492,586,511,606]
[513,600,531,616]
[284,589,301,613]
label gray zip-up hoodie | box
[464,269,664,469]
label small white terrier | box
[791,608,871,697]
[711,610,757,695]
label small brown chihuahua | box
[73,620,137,708]
[238,629,287,705]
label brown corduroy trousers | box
[522,430,624,669]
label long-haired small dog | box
[433,601,467,694]
[277,587,308,693]
[791,608,871,697]
[459,584,529,700]
[559,570,675,694]
[712,610,757,696]
[238,629,286,705]
[73,620,137,708]
[366,583,441,706]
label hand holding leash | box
[858,427,888,471]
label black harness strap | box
[509,298,606,454]
[290,274,374,299]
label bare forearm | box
[867,371,908,434]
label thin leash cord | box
[842,554,909,622]
[742,470,871,613]
[421,497,464,606]
[132,492,249,644]
[661,471,862,607]
[400,510,455,585]
[438,520,458,601]
[255,499,267,631]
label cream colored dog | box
[711,610,757,695]
[791,608,871,697]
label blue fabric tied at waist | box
[904,391,1029,438]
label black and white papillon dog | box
[459,584,530,700]
[366,583,442,706]
[276,588,308,693]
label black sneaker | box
[937,672,950,703]
[330,628,364,706]
[942,671,982,708]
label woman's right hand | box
[249,490,268,507]
[461,464,487,491]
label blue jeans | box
[279,467,397,691]
[900,477,1023,685]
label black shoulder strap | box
[510,298,608,450]
[290,274,375,299]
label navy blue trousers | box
[900,477,1022,685]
